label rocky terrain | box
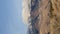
[23,0,60,34]
[30,0,60,34]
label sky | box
[0,0,27,34]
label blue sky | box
[0,0,27,34]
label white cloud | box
[22,0,31,25]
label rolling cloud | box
[22,0,31,25]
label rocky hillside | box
[23,0,60,34]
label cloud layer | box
[22,0,31,25]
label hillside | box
[23,0,60,34]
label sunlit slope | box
[50,0,60,34]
